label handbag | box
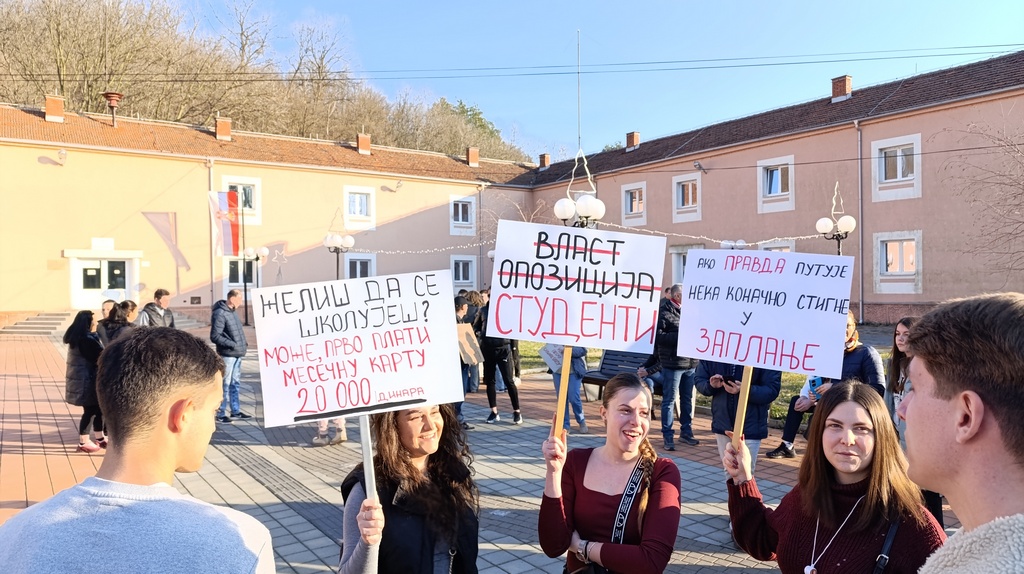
[566,459,646,574]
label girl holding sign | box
[539,374,681,574]
[723,380,945,574]
[339,404,479,573]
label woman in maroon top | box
[539,373,681,574]
[723,380,945,574]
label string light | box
[597,221,821,247]
[348,240,495,255]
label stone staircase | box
[0,310,205,337]
[0,312,74,336]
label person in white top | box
[0,327,274,573]
[898,292,1024,574]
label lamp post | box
[553,193,607,229]
[815,215,857,255]
[323,233,355,280]
[241,246,269,326]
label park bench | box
[581,349,652,400]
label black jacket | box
[655,298,696,370]
[694,361,782,440]
[64,333,102,407]
[140,302,176,328]
[210,300,247,357]
[342,467,479,574]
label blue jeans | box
[552,372,585,430]
[661,367,695,442]
[456,362,474,421]
[217,355,242,417]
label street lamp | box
[554,193,606,228]
[323,233,355,280]
[815,215,857,255]
[241,246,269,326]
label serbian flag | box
[208,191,240,256]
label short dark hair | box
[97,327,223,443]
[154,288,170,299]
[909,292,1024,463]
[227,289,242,299]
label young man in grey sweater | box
[0,328,274,573]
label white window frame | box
[449,195,476,236]
[620,182,647,227]
[344,185,376,231]
[756,155,795,214]
[758,239,795,252]
[672,173,701,223]
[221,175,262,225]
[222,256,259,293]
[872,230,922,294]
[871,134,922,202]
[344,253,376,279]
[450,255,476,289]
[668,244,704,285]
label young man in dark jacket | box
[210,290,251,423]
[138,288,176,328]
[695,360,781,475]
[655,284,699,449]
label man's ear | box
[167,397,193,434]
[955,390,986,444]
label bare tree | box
[942,118,1024,280]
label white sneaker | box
[578,421,589,434]
[330,431,348,445]
[311,434,330,447]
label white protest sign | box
[486,220,666,353]
[251,270,462,428]
[538,343,565,372]
[678,250,854,378]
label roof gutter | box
[854,119,864,323]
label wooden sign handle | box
[359,415,378,502]
[731,365,754,449]
[551,345,573,437]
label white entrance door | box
[70,259,132,311]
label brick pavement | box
[0,327,956,573]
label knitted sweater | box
[918,513,1024,574]
[727,477,945,574]
[0,477,274,573]
[539,448,681,574]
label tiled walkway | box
[0,328,955,573]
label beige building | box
[2,51,1023,324]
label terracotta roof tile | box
[513,50,1024,187]
[0,106,534,185]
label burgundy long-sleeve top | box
[539,448,681,574]
[727,477,945,574]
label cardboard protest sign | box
[456,323,484,365]
[485,220,666,353]
[538,343,565,372]
[678,250,854,378]
[251,270,462,428]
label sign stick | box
[731,366,754,449]
[551,346,573,437]
[358,415,378,502]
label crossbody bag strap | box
[872,519,901,574]
[610,459,646,543]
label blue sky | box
[203,1,1024,162]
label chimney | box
[831,75,852,103]
[215,117,232,141]
[101,92,123,127]
[44,95,65,123]
[467,147,479,168]
[357,133,371,155]
[626,131,640,151]
[539,153,551,169]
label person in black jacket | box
[473,302,522,425]
[63,310,106,452]
[138,288,176,328]
[210,290,251,423]
[695,360,781,475]
[655,284,699,450]
[340,404,479,573]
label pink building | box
[2,51,1022,324]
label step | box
[0,329,54,336]
[21,317,66,324]
[38,312,73,317]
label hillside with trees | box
[0,0,529,161]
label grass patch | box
[515,343,892,422]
